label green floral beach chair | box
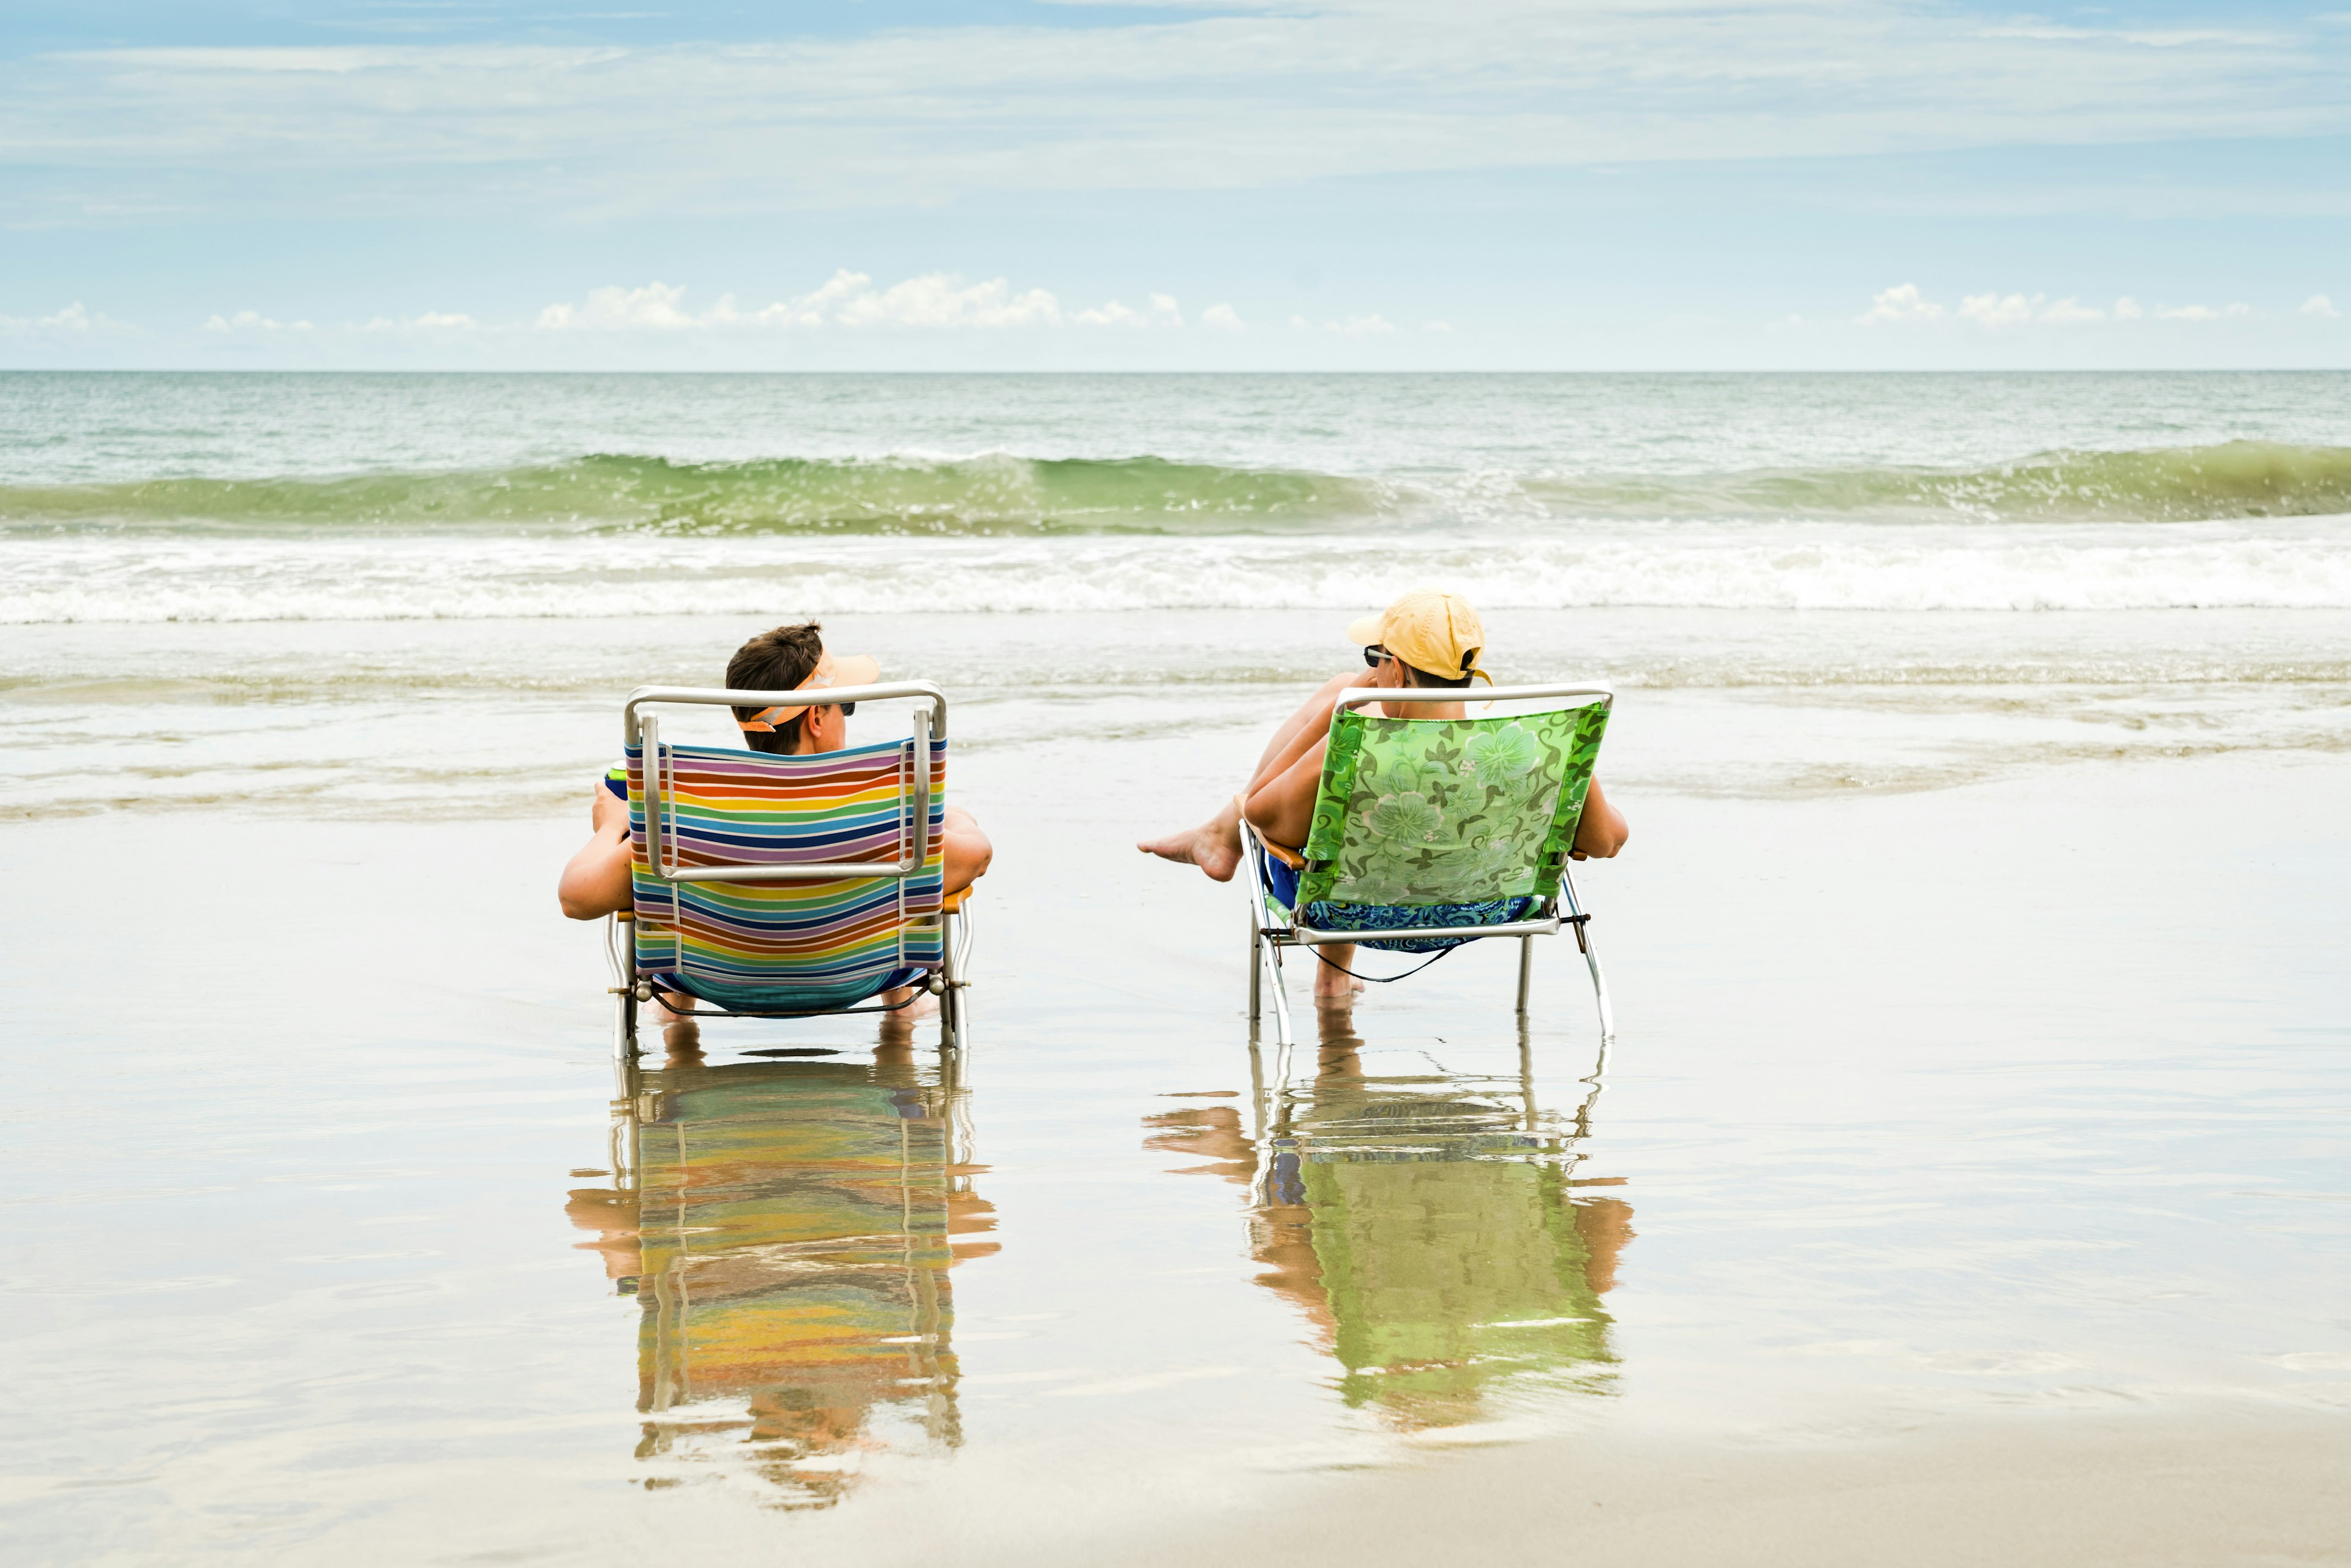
[1241,684,1614,1047]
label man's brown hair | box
[1401,653,1475,689]
[728,621,825,754]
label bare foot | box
[1311,944,1365,1002]
[879,985,940,1019]
[1137,806,1242,882]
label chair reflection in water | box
[567,1032,993,1506]
[1146,1018,1632,1431]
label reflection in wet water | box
[1150,1013,1631,1431]
[566,1031,992,1506]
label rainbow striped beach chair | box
[1241,683,1614,1050]
[607,683,970,1050]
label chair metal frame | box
[1246,1014,1613,1209]
[607,681,972,1057]
[1242,683,1616,1049]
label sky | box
[3,0,2348,370]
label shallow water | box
[4,610,2349,1561]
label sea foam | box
[9,525,2351,623]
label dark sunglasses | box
[1362,645,1393,668]
[836,702,857,716]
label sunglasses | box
[1362,645,1393,668]
[835,702,857,716]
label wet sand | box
[1067,1409,2351,1568]
[4,611,2349,1563]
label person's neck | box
[1384,681,1466,721]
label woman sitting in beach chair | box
[1139,590,1627,1003]
[557,623,993,1019]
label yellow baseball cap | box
[1346,590,1488,681]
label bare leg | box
[1140,672,1362,880]
[1310,942,1363,1001]
[1239,737,1336,852]
[941,804,994,896]
[876,983,940,1019]
[1246,672,1360,787]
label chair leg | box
[1516,934,1534,1016]
[944,985,968,1054]
[1581,928,1614,1041]
[1558,868,1614,1041]
[1264,939,1295,1051]
[1248,912,1263,1022]
[940,907,969,1054]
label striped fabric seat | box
[626,735,948,1013]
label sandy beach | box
[7,593,2347,1564]
[10,0,2351,1534]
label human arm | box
[557,782,635,920]
[1570,779,1629,860]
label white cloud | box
[834,272,1063,329]
[358,310,478,334]
[1859,287,2261,328]
[202,309,313,333]
[2302,293,2342,318]
[532,272,1220,333]
[1071,293,1184,328]
[1856,283,1943,324]
[537,282,696,331]
[1959,291,2039,326]
[1422,320,1453,332]
[0,301,138,337]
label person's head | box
[727,623,879,755]
[1347,590,1487,689]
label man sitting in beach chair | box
[557,623,992,1018]
[1139,590,1627,1003]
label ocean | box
[7,372,2351,625]
[4,373,2348,1561]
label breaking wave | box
[1532,440,2351,523]
[0,453,1393,536]
[5,441,2351,536]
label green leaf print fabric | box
[1296,702,1609,911]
